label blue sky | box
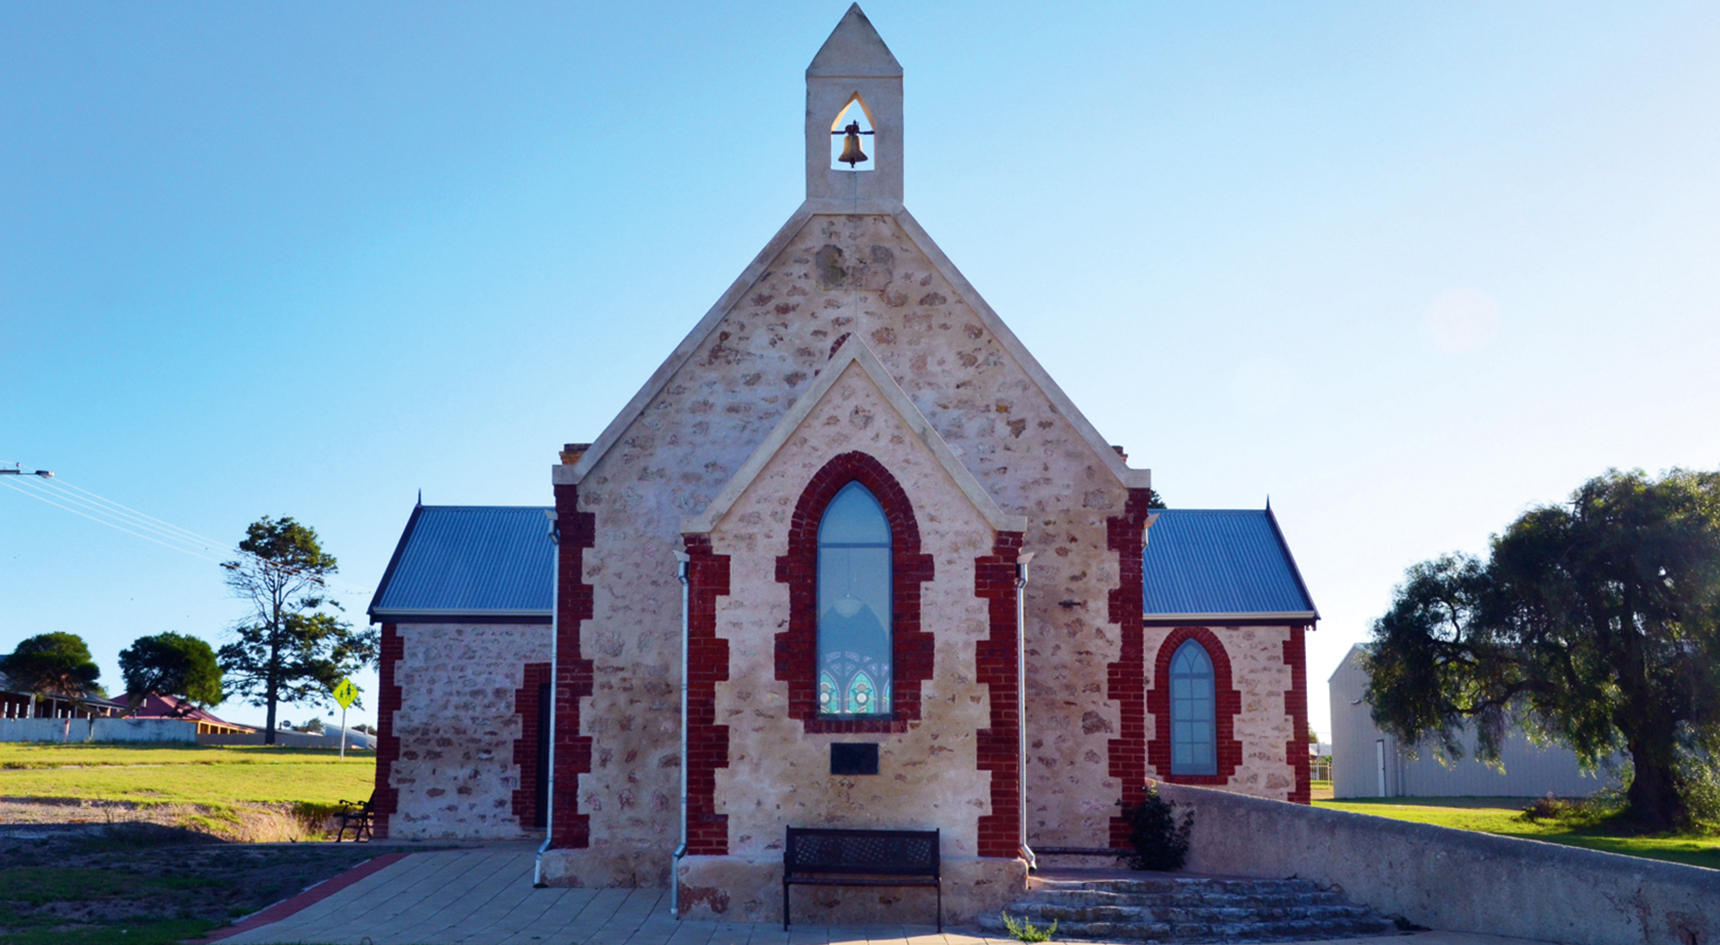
[3,2,1717,739]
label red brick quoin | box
[371,624,403,838]
[681,534,732,855]
[512,661,552,828]
[1283,626,1312,805]
[551,481,596,848]
[1105,488,1157,849]
[1146,627,1244,787]
[973,532,1025,859]
[775,451,935,734]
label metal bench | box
[782,826,941,930]
[333,794,375,842]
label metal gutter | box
[533,511,560,888]
[369,609,554,620]
[671,552,691,917]
[1141,611,1318,626]
[1016,552,1036,872]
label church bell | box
[835,121,870,167]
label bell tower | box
[805,5,903,210]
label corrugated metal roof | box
[1141,509,1318,621]
[369,505,555,621]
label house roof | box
[368,505,556,623]
[1141,508,1318,625]
[124,692,253,731]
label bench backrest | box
[784,827,940,878]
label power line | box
[0,477,228,565]
[2,473,374,597]
[50,477,230,550]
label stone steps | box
[977,875,1398,943]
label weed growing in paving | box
[1001,911,1057,942]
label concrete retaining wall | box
[0,718,197,743]
[1155,783,1717,945]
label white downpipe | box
[1016,552,1036,872]
[671,552,691,918]
[534,516,562,888]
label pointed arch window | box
[1169,640,1217,776]
[817,482,892,717]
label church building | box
[367,6,1318,925]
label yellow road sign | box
[332,678,358,709]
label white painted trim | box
[681,335,1028,536]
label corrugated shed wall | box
[1328,645,1617,799]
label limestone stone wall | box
[1142,625,1297,801]
[390,622,550,839]
[570,212,1131,863]
[708,366,997,858]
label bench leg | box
[936,884,942,932]
[783,881,790,931]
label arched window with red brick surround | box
[1147,627,1242,785]
[817,482,893,718]
[775,452,934,734]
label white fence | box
[0,718,198,743]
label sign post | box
[331,678,359,759]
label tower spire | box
[805,4,903,210]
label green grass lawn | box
[1316,796,1720,870]
[0,743,374,808]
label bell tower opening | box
[805,4,902,208]
[830,96,875,172]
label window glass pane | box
[818,483,892,718]
[819,485,892,544]
[1169,639,1217,776]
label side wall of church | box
[1141,625,1302,802]
[673,367,1019,923]
[387,622,551,840]
[546,212,1132,883]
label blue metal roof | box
[1141,508,1318,622]
[368,505,555,622]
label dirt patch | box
[0,796,340,843]
[0,822,385,944]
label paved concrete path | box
[216,843,1553,945]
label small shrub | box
[1519,791,1623,829]
[1001,911,1057,943]
[1680,758,1720,831]
[1118,785,1193,871]
[1520,793,1574,822]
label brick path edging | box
[190,851,412,943]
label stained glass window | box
[1169,639,1217,776]
[817,482,892,717]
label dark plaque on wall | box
[830,742,880,776]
